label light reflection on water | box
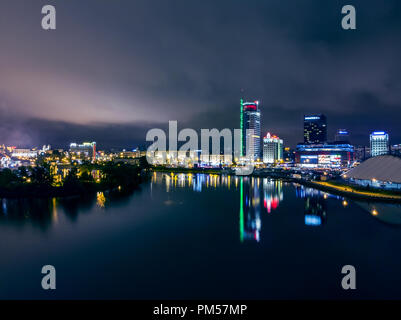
[1,172,401,299]
[1,172,401,234]
[0,190,132,232]
[151,172,401,242]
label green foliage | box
[0,160,145,197]
[0,169,22,188]
[17,166,29,179]
[79,170,94,183]
[139,156,150,169]
[100,162,141,189]
[62,167,86,193]
[29,165,52,186]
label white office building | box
[263,133,283,164]
[370,132,389,157]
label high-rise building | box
[335,129,350,143]
[370,132,389,157]
[240,99,261,161]
[263,133,283,164]
[304,114,327,144]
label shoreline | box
[0,163,148,200]
[152,167,401,203]
[0,184,140,199]
[303,180,401,203]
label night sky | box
[1,0,400,149]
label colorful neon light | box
[239,178,244,242]
[240,99,243,157]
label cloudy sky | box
[0,0,400,149]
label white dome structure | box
[344,155,401,190]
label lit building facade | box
[263,133,283,164]
[146,150,232,167]
[241,99,261,161]
[69,142,96,160]
[304,114,327,144]
[0,156,14,168]
[11,149,38,159]
[370,132,389,157]
[118,149,141,158]
[295,143,354,168]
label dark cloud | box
[0,111,163,150]
[0,0,400,148]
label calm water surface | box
[1,172,401,299]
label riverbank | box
[152,166,401,203]
[0,164,148,199]
[301,180,401,202]
[0,182,142,199]
[152,166,225,175]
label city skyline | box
[2,1,401,304]
[1,111,397,152]
[1,0,401,149]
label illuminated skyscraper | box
[304,114,327,144]
[263,133,283,164]
[240,99,261,161]
[370,131,389,157]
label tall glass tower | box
[304,114,327,144]
[241,99,261,161]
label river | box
[1,172,401,299]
